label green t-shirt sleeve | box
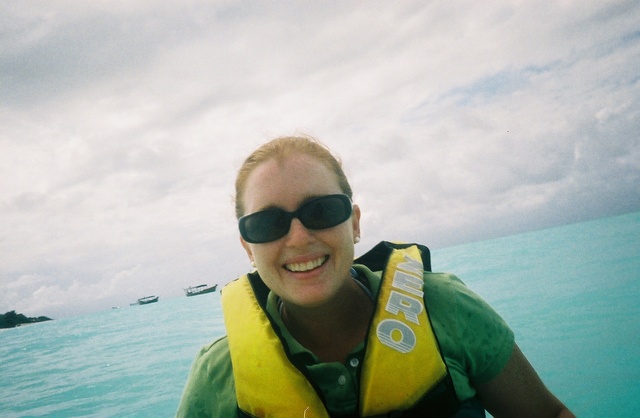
[424,273,515,399]
[176,337,237,418]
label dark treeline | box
[1,310,52,329]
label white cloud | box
[1,0,639,318]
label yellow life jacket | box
[222,242,459,417]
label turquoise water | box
[1,211,639,417]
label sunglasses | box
[239,194,353,244]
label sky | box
[2,1,639,319]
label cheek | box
[252,244,278,268]
[327,227,356,261]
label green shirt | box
[176,267,514,417]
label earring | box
[354,236,360,244]
[250,260,256,268]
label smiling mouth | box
[284,256,328,272]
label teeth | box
[285,256,327,272]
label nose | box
[285,217,314,245]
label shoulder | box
[423,272,506,326]
[422,272,495,314]
[194,335,232,372]
[176,336,237,418]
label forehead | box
[243,153,341,212]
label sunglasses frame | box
[239,194,353,244]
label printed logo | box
[376,254,425,353]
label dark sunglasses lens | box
[300,195,352,229]
[241,209,291,243]
[240,195,352,244]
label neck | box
[280,276,374,363]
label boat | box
[136,295,159,305]
[184,283,218,297]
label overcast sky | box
[2,1,639,319]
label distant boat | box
[134,295,159,305]
[184,283,218,297]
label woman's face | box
[240,153,361,309]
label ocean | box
[1,211,639,417]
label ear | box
[240,236,254,263]
[351,204,361,240]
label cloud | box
[1,0,639,318]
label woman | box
[177,135,574,417]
